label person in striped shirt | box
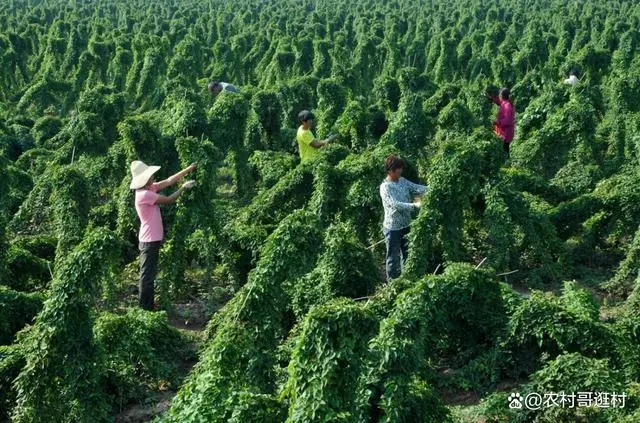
[379,155,426,281]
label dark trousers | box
[503,140,511,157]
[139,241,162,310]
[384,227,410,281]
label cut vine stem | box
[498,269,519,284]
[497,269,519,276]
[353,295,370,301]
[367,238,385,250]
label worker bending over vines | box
[208,81,240,96]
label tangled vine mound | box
[2,0,640,422]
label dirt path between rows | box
[113,300,208,422]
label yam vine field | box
[4,0,640,422]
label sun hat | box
[130,160,161,189]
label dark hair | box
[208,81,221,91]
[298,110,315,123]
[569,66,580,78]
[385,154,405,172]
[485,85,499,98]
[500,87,510,100]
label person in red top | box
[130,160,197,310]
[489,87,515,157]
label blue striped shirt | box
[219,82,239,93]
[379,177,427,230]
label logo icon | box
[508,392,523,409]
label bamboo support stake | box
[367,238,385,250]
[475,257,487,269]
[233,282,256,324]
[353,295,370,301]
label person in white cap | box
[564,70,580,85]
[564,74,579,85]
[130,160,197,310]
[208,81,239,97]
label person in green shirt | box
[296,110,337,163]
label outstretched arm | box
[405,179,427,195]
[486,93,500,106]
[380,184,419,211]
[154,180,196,205]
[311,139,327,148]
[311,134,338,149]
[155,163,197,190]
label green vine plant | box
[160,135,220,308]
[11,228,121,423]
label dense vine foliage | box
[12,228,121,423]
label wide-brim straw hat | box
[130,160,161,189]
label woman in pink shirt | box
[130,160,197,310]
[489,87,516,157]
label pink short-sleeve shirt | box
[135,183,163,242]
